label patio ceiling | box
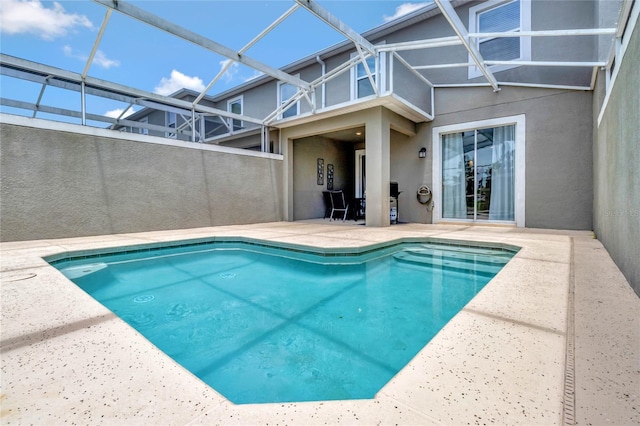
[0,0,631,146]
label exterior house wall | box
[324,51,352,106]
[141,109,167,138]
[214,83,273,130]
[0,119,284,242]
[369,0,597,86]
[389,86,594,230]
[298,63,324,115]
[592,18,640,295]
[273,83,594,230]
[115,1,603,149]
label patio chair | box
[329,190,349,221]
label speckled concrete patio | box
[1,222,638,425]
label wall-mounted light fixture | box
[418,147,427,159]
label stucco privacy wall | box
[593,18,640,295]
[391,86,594,230]
[0,118,283,242]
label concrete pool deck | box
[1,222,638,425]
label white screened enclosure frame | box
[0,0,633,151]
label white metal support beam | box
[32,76,51,118]
[1,98,194,137]
[392,53,434,87]
[263,89,306,124]
[241,4,300,53]
[354,44,378,96]
[263,52,370,125]
[377,36,462,52]
[309,55,362,87]
[0,54,264,126]
[468,28,617,39]
[413,62,472,70]
[193,3,300,107]
[485,60,607,67]
[81,81,86,125]
[434,0,500,91]
[92,0,309,90]
[109,101,134,129]
[294,0,376,56]
[82,9,113,78]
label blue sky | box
[0,0,432,120]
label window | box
[278,81,299,119]
[468,0,531,78]
[165,112,176,138]
[139,117,149,135]
[227,96,243,131]
[351,54,377,99]
[433,115,526,226]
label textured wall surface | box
[292,136,352,220]
[593,19,640,295]
[0,120,283,241]
[392,86,594,230]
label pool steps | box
[393,247,508,277]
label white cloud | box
[63,45,74,57]
[154,70,205,96]
[93,51,120,69]
[0,0,93,40]
[219,59,239,83]
[105,107,136,119]
[63,45,120,69]
[383,2,431,23]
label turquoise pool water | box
[50,239,515,404]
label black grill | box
[390,182,400,198]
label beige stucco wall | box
[0,118,283,242]
[277,85,594,231]
[292,136,353,220]
[286,87,597,229]
[281,107,415,226]
[392,86,594,230]
[593,17,640,295]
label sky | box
[0,0,433,120]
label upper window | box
[165,112,176,138]
[469,0,531,79]
[139,117,149,135]
[356,57,376,99]
[278,81,299,119]
[227,96,243,131]
[351,54,378,100]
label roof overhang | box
[269,93,429,131]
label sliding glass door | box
[441,124,516,222]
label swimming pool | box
[48,238,516,404]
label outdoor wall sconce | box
[418,147,427,159]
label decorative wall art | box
[327,164,334,190]
[317,158,324,185]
